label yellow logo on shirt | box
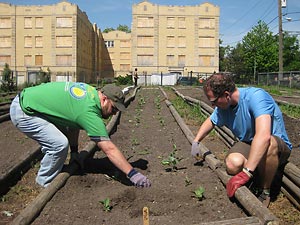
[70,83,86,99]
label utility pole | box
[278,0,284,82]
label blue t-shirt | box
[210,87,292,150]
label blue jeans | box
[10,95,69,187]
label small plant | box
[185,176,192,187]
[161,144,182,171]
[99,198,112,212]
[193,186,205,201]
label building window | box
[167,17,175,28]
[178,55,185,67]
[167,36,175,48]
[56,36,72,47]
[143,5,147,11]
[137,17,154,28]
[199,37,214,48]
[24,36,32,48]
[120,40,130,48]
[178,36,186,48]
[0,36,11,48]
[24,55,32,66]
[56,55,72,66]
[35,36,43,48]
[56,17,72,28]
[35,55,43,66]
[0,55,11,66]
[166,55,175,66]
[199,18,215,29]
[178,17,186,29]
[105,41,114,48]
[137,55,153,66]
[120,64,130,71]
[24,17,32,28]
[35,17,43,28]
[199,55,214,67]
[0,18,11,28]
[137,36,154,47]
[120,52,130,60]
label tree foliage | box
[220,20,300,83]
[1,63,16,92]
[102,24,131,33]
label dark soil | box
[0,86,299,224]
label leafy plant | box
[99,198,112,212]
[161,144,182,171]
[185,176,192,187]
[193,186,205,201]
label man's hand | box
[226,169,252,197]
[128,169,151,187]
[191,141,202,160]
[70,152,84,169]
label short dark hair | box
[204,73,236,97]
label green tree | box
[283,32,300,71]
[1,63,16,92]
[102,27,115,33]
[219,39,231,72]
[117,24,131,33]
[242,20,277,80]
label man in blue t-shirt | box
[191,74,291,207]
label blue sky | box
[5,0,300,46]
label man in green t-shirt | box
[10,82,151,188]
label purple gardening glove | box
[128,169,151,187]
[191,141,202,160]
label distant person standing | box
[134,68,138,86]
[191,73,291,207]
[10,82,151,188]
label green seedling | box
[193,186,205,201]
[99,198,112,212]
[185,176,192,187]
[161,144,182,171]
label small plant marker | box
[143,206,149,225]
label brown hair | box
[204,73,236,97]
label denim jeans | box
[10,95,69,187]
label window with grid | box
[0,55,11,66]
[24,55,32,66]
[35,55,43,66]
[56,55,72,66]
[167,17,175,28]
[0,18,11,28]
[137,55,153,66]
[199,55,214,66]
[24,36,32,48]
[178,36,186,48]
[56,17,72,28]
[166,55,175,66]
[35,17,43,28]
[167,36,175,48]
[35,36,43,48]
[0,36,11,48]
[199,37,214,48]
[24,17,32,28]
[178,55,185,67]
[137,17,154,28]
[120,40,130,48]
[120,64,130,71]
[199,18,215,29]
[178,17,186,29]
[137,36,154,47]
[56,36,72,47]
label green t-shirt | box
[19,82,109,140]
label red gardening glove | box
[226,171,251,198]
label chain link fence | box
[257,71,300,89]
